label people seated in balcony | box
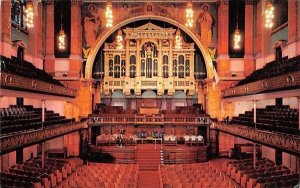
[152,131,159,138]
[140,131,147,138]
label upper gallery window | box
[11,0,27,30]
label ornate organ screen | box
[103,22,195,97]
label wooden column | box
[298,97,300,130]
[253,100,257,169]
[158,39,162,77]
[169,39,173,77]
[136,39,141,77]
[244,1,255,77]
[42,99,45,129]
[41,142,45,169]
[125,39,130,77]
[88,126,92,144]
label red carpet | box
[136,144,161,188]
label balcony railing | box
[0,122,87,154]
[223,71,300,98]
[88,114,210,125]
[214,123,300,155]
[1,71,77,98]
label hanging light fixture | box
[175,29,182,49]
[25,2,34,28]
[58,3,65,50]
[264,0,274,29]
[233,0,241,50]
[106,0,113,28]
[116,28,123,49]
[185,0,194,28]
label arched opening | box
[85,15,214,79]
[172,90,187,110]
[141,90,157,107]
[111,90,126,109]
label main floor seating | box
[237,55,300,86]
[160,163,235,188]
[0,105,75,135]
[0,157,83,188]
[59,163,138,188]
[222,158,299,188]
[231,105,299,135]
[0,56,63,86]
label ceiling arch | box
[85,15,214,79]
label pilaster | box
[44,3,55,73]
[244,1,255,76]
[0,1,11,57]
[287,0,298,57]
[217,0,230,77]
[70,2,82,78]
[125,39,130,77]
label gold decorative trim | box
[0,72,77,98]
[223,71,300,98]
[215,123,300,154]
[0,122,87,153]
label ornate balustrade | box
[0,122,87,154]
[1,71,77,98]
[88,114,210,126]
[223,71,300,98]
[214,123,300,155]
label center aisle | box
[136,144,161,188]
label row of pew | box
[1,158,83,188]
[1,55,63,86]
[160,163,236,188]
[0,105,74,135]
[237,55,300,86]
[57,163,139,188]
[231,105,299,136]
[223,158,299,188]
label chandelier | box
[58,29,66,50]
[58,4,65,50]
[175,29,182,49]
[233,0,241,50]
[106,1,113,28]
[116,29,123,49]
[265,0,274,28]
[185,1,194,28]
[233,29,241,49]
[25,3,34,28]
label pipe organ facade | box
[103,23,195,97]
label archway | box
[85,15,214,79]
[172,90,187,110]
[111,90,126,109]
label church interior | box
[0,0,300,187]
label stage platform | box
[88,144,208,164]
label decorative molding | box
[71,0,83,5]
[215,123,300,155]
[89,114,211,125]
[244,0,255,5]
[223,71,300,98]
[0,72,77,98]
[0,122,87,154]
[218,0,229,5]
